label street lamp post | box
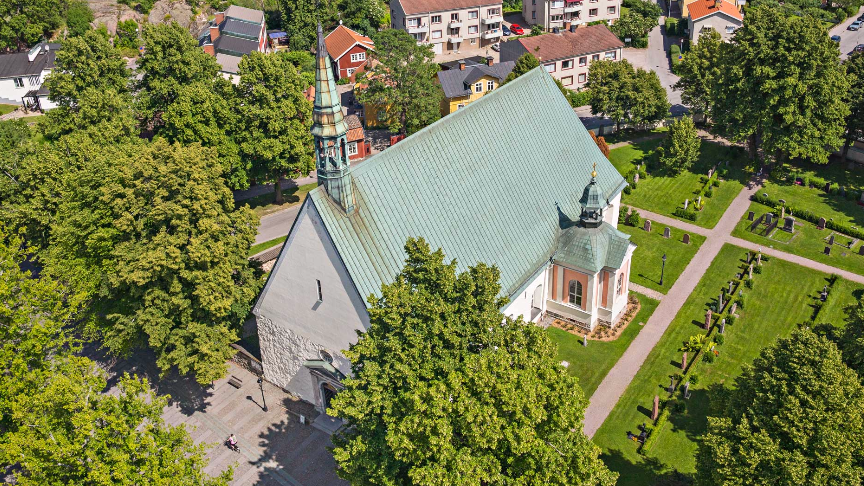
[660,253,667,286]
[257,377,268,412]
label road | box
[830,6,864,59]
[255,204,302,244]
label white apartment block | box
[390,0,504,54]
[522,0,620,31]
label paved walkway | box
[629,283,665,301]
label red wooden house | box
[324,24,374,82]
[345,114,371,160]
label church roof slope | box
[309,67,627,301]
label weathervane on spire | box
[591,162,597,179]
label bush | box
[568,89,591,107]
[753,265,762,274]
[744,278,753,289]
[712,179,720,187]
[628,209,642,227]
[640,407,671,455]
[704,188,713,198]
[673,400,686,413]
[688,373,699,385]
[623,185,632,195]
[619,207,629,225]
[665,17,678,35]
[702,351,716,363]
[632,37,649,48]
[673,207,698,221]
[735,294,745,309]
[726,314,736,325]
[715,334,725,345]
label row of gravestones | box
[748,210,864,255]
[643,220,691,244]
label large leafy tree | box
[610,9,657,41]
[356,29,443,136]
[504,52,540,83]
[658,116,701,174]
[711,7,849,163]
[42,29,129,108]
[841,52,864,161]
[337,0,386,37]
[43,139,261,385]
[696,328,864,485]
[0,229,231,485]
[65,0,93,37]
[330,238,618,486]
[586,59,670,131]
[279,0,331,50]
[836,299,864,378]
[673,29,724,114]
[236,51,313,204]
[0,0,64,50]
[136,22,221,130]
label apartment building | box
[390,0,504,54]
[500,24,623,90]
[522,0,620,31]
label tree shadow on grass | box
[601,448,694,486]
[666,383,727,445]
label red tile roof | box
[516,25,624,62]
[345,114,364,142]
[688,0,743,21]
[399,0,500,15]
[324,25,374,61]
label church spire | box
[312,23,354,213]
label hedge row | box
[639,407,670,454]
[750,193,864,241]
[670,44,683,73]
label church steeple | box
[579,163,605,227]
[312,23,354,213]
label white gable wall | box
[503,265,550,323]
[255,198,369,403]
[603,191,621,227]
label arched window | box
[568,280,583,307]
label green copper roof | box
[554,222,632,274]
[309,67,627,301]
[580,175,604,212]
[312,23,348,138]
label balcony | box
[448,36,463,43]
[481,16,501,25]
[449,20,463,28]
[406,23,427,34]
[564,3,582,12]
[481,29,502,39]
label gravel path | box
[628,283,665,301]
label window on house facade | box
[589,8,598,16]
[532,10,537,18]
[725,25,736,33]
[579,56,587,66]
[316,279,323,301]
[13,78,24,88]
[488,7,500,16]
[451,13,459,20]
[469,25,479,34]
[592,53,600,61]
[607,6,616,13]
[605,50,616,60]
[551,0,564,7]
[475,82,483,93]
[348,142,358,156]
[347,67,356,76]
[408,17,420,27]
[561,75,573,85]
[469,10,478,18]
[578,73,586,83]
[544,63,556,72]
[617,273,624,295]
[432,14,441,23]
[470,37,476,44]
[457,103,466,109]
[28,75,39,86]
[350,52,366,62]
[487,80,494,90]
[568,280,583,306]
[551,14,563,21]
[432,30,442,39]
[562,59,574,69]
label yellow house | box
[437,58,516,116]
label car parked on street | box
[855,44,864,53]
[831,35,841,42]
[858,13,864,21]
[491,42,501,52]
[510,23,524,35]
[503,25,511,36]
[850,20,862,31]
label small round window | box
[319,350,334,364]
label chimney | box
[570,24,577,33]
[458,60,465,70]
[214,11,225,25]
[203,44,215,56]
[564,20,572,30]
[486,56,494,66]
[210,24,220,41]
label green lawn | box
[593,244,860,485]
[248,235,286,257]
[0,104,17,116]
[755,176,864,228]
[818,278,863,328]
[610,139,753,229]
[732,201,864,277]
[619,223,706,294]
[548,293,659,397]
[237,182,317,218]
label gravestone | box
[825,182,832,192]
[634,173,639,184]
[720,318,726,334]
[683,233,691,244]
[818,217,826,230]
[684,199,689,210]
[765,213,773,225]
[669,377,675,393]
[730,302,737,315]
[708,168,714,178]
[748,264,754,279]
[718,293,724,309]
[828,234,835,245]
[697,196,702,207]
[821,290,828,302]
[683,381,690,397]
[780,206,786,219]
[728,281,733,293]
[746,251,750,262]
[705,309,712,330]
[748,211,755,221]
[644,220,652,232]
[652,395,659,421]
[783,217,795,233]
[859,245,864,256]
[583,334,587,347]
[825,246,832,255]
[682,352,687,370]
[757,252,762,265]
[663,227,671,239]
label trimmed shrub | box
[665,17,678,35]
[673,207,697,221]
[744,278,753,289]
[712,179,720,187]
[750,193,864,241]
[735,294,745,309]
[624,185,632,195]
[628,209,642,227]
[715,334,725,345]
[632,37,649,48]
[753,265,762,274]
[640,408,671,455]
[726,314,736,325]
[702,352,715,363]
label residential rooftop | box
[397,0,501,16]
[514,25,624,62]
[324,24,374,61]
[437,61,515,98]
[688,0,743,20]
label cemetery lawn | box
[732,201,864,277]
[548,293,659,397]
[619,224,706,294]
[754,177,864,228]
[592,244,854,485]
[609,139,752,229]
[818,278,863,327]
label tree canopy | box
[65,0,93,37]
[356,29,443,136]
[696,328,864,485]
[673,29,724,114]
[658,116,701,174]
[0,0,65,50]
[330,238,618,486]
[42,29,129,108]
[836,299,864,379]
[841,52,864,161]
[586,59,670,130]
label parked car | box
[503,25,511,36]
[510,23,525,35]
[850,20,862,30]
[856,44,864,52]
[858,13,864,21]
[491,42,501,52]
[831,35,841,42]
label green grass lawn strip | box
[548,293,659,397]
[248,235,287,257]
[0,104,17,116]
[732,201,864,277]
[618,224,706,294]
[593,244,859,485]
[237,182,318,218]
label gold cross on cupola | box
[591,162,597,179]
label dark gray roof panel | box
[0,45,57,79]
[437,61,515,99]
[223,18,262,39]
[214,35,259,55]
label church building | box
[253,25,635,414]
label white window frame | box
[607,6,616,13]
[470,37,476,44]
[408,17,420,27]
[616,273,624,296]
[474,82,483,93]
[346,67,356,76]
[551,0,564,7]
[350,52,366,62]
[725,25,736,33]
[432,30,442,39]
[578,73,587,83]
[605,50,616,60]
[468,25,479,34]
[579,56,587,66]
[431,14,441,23]
[562,59,574,69]
[13,77,24,88]
[468,10,478,19]
[544,63,556,73]
[589,8,598,16]
[561,75,573,86]
[347,141,358,156]
[568,280,583,307]
[487,80,494,90]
